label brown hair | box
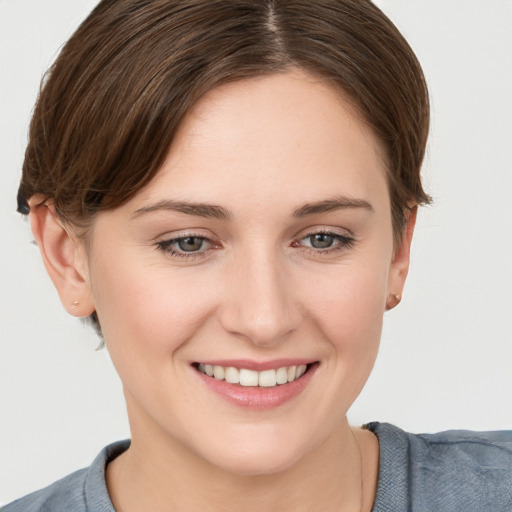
[19,0,431,342]
[18,0,430,235]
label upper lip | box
[193,359,316,371]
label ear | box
[386,206,417,311]
[28,196,95,317]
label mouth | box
[194,362,313,388]
[191,360,319,409]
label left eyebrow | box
[131,200,232,221]
[292,196,374,217]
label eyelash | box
[156,230,356,260]
[294,230,356,256]
[156,233,214,261]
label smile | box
[193,360,318,409]
[196,363,308,387]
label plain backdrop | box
[1,0,511,505]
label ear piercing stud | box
[386,293,401,310]
[71,301,80,308]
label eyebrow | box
[132,200,232,221]
[292,196,374,217]
[132,195,373,221]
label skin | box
[30,70,415,512]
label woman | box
[2,1,511,510]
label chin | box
[209,448,302,476]
[195,425,315,476]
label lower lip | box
[194,364,318,410]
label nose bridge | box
[220,242,299,346]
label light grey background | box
[1,0,511,505]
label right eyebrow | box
[292,196,374,217]
[131,200,232,221]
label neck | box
[106,415,378,512]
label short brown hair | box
[18,0,430,238]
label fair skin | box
[30,70,415,512]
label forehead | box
[130,70,389,214]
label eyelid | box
[296,225,355,242]
[154,227,219,245]
[300,226,353,237]
[155,231,221,260]
[293,227,356,255]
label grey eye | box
[177,237,204,252]
[309,233,334,249]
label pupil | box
[311,234,333,249]
[178,237,203,252]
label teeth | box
[258,369,276,387]
[224,367,240,384]
[240,369,259,386]
[197,363,310,387]
[276,367,288,385]
[296,365,307,378]
[213,366,225,380]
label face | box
[79,71,409,475]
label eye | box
[156,234,215,259]
[294,230,355,255]
[306,233,336,249]
[175,236,206,252]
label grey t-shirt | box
[3,422,511,511]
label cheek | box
[301,259,388,391]
[90,254,216,359]
[305,260,388,342]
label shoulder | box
[1,468,88,512]
[406,427,512,510]
[365,422,512,512]
[2,440,130,512]
[407,427,512,468]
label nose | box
[218,247,301,347]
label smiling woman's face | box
[80,70,411,475]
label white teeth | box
[258,369,276,387]
[213,366,225,380]
[276,367,288,385]
[296,365,307,378]
[239,369,259,387]
[224,367,240,384]
[197,363,311,387]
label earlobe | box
[28,196,95,317]
[386,206,417,311]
